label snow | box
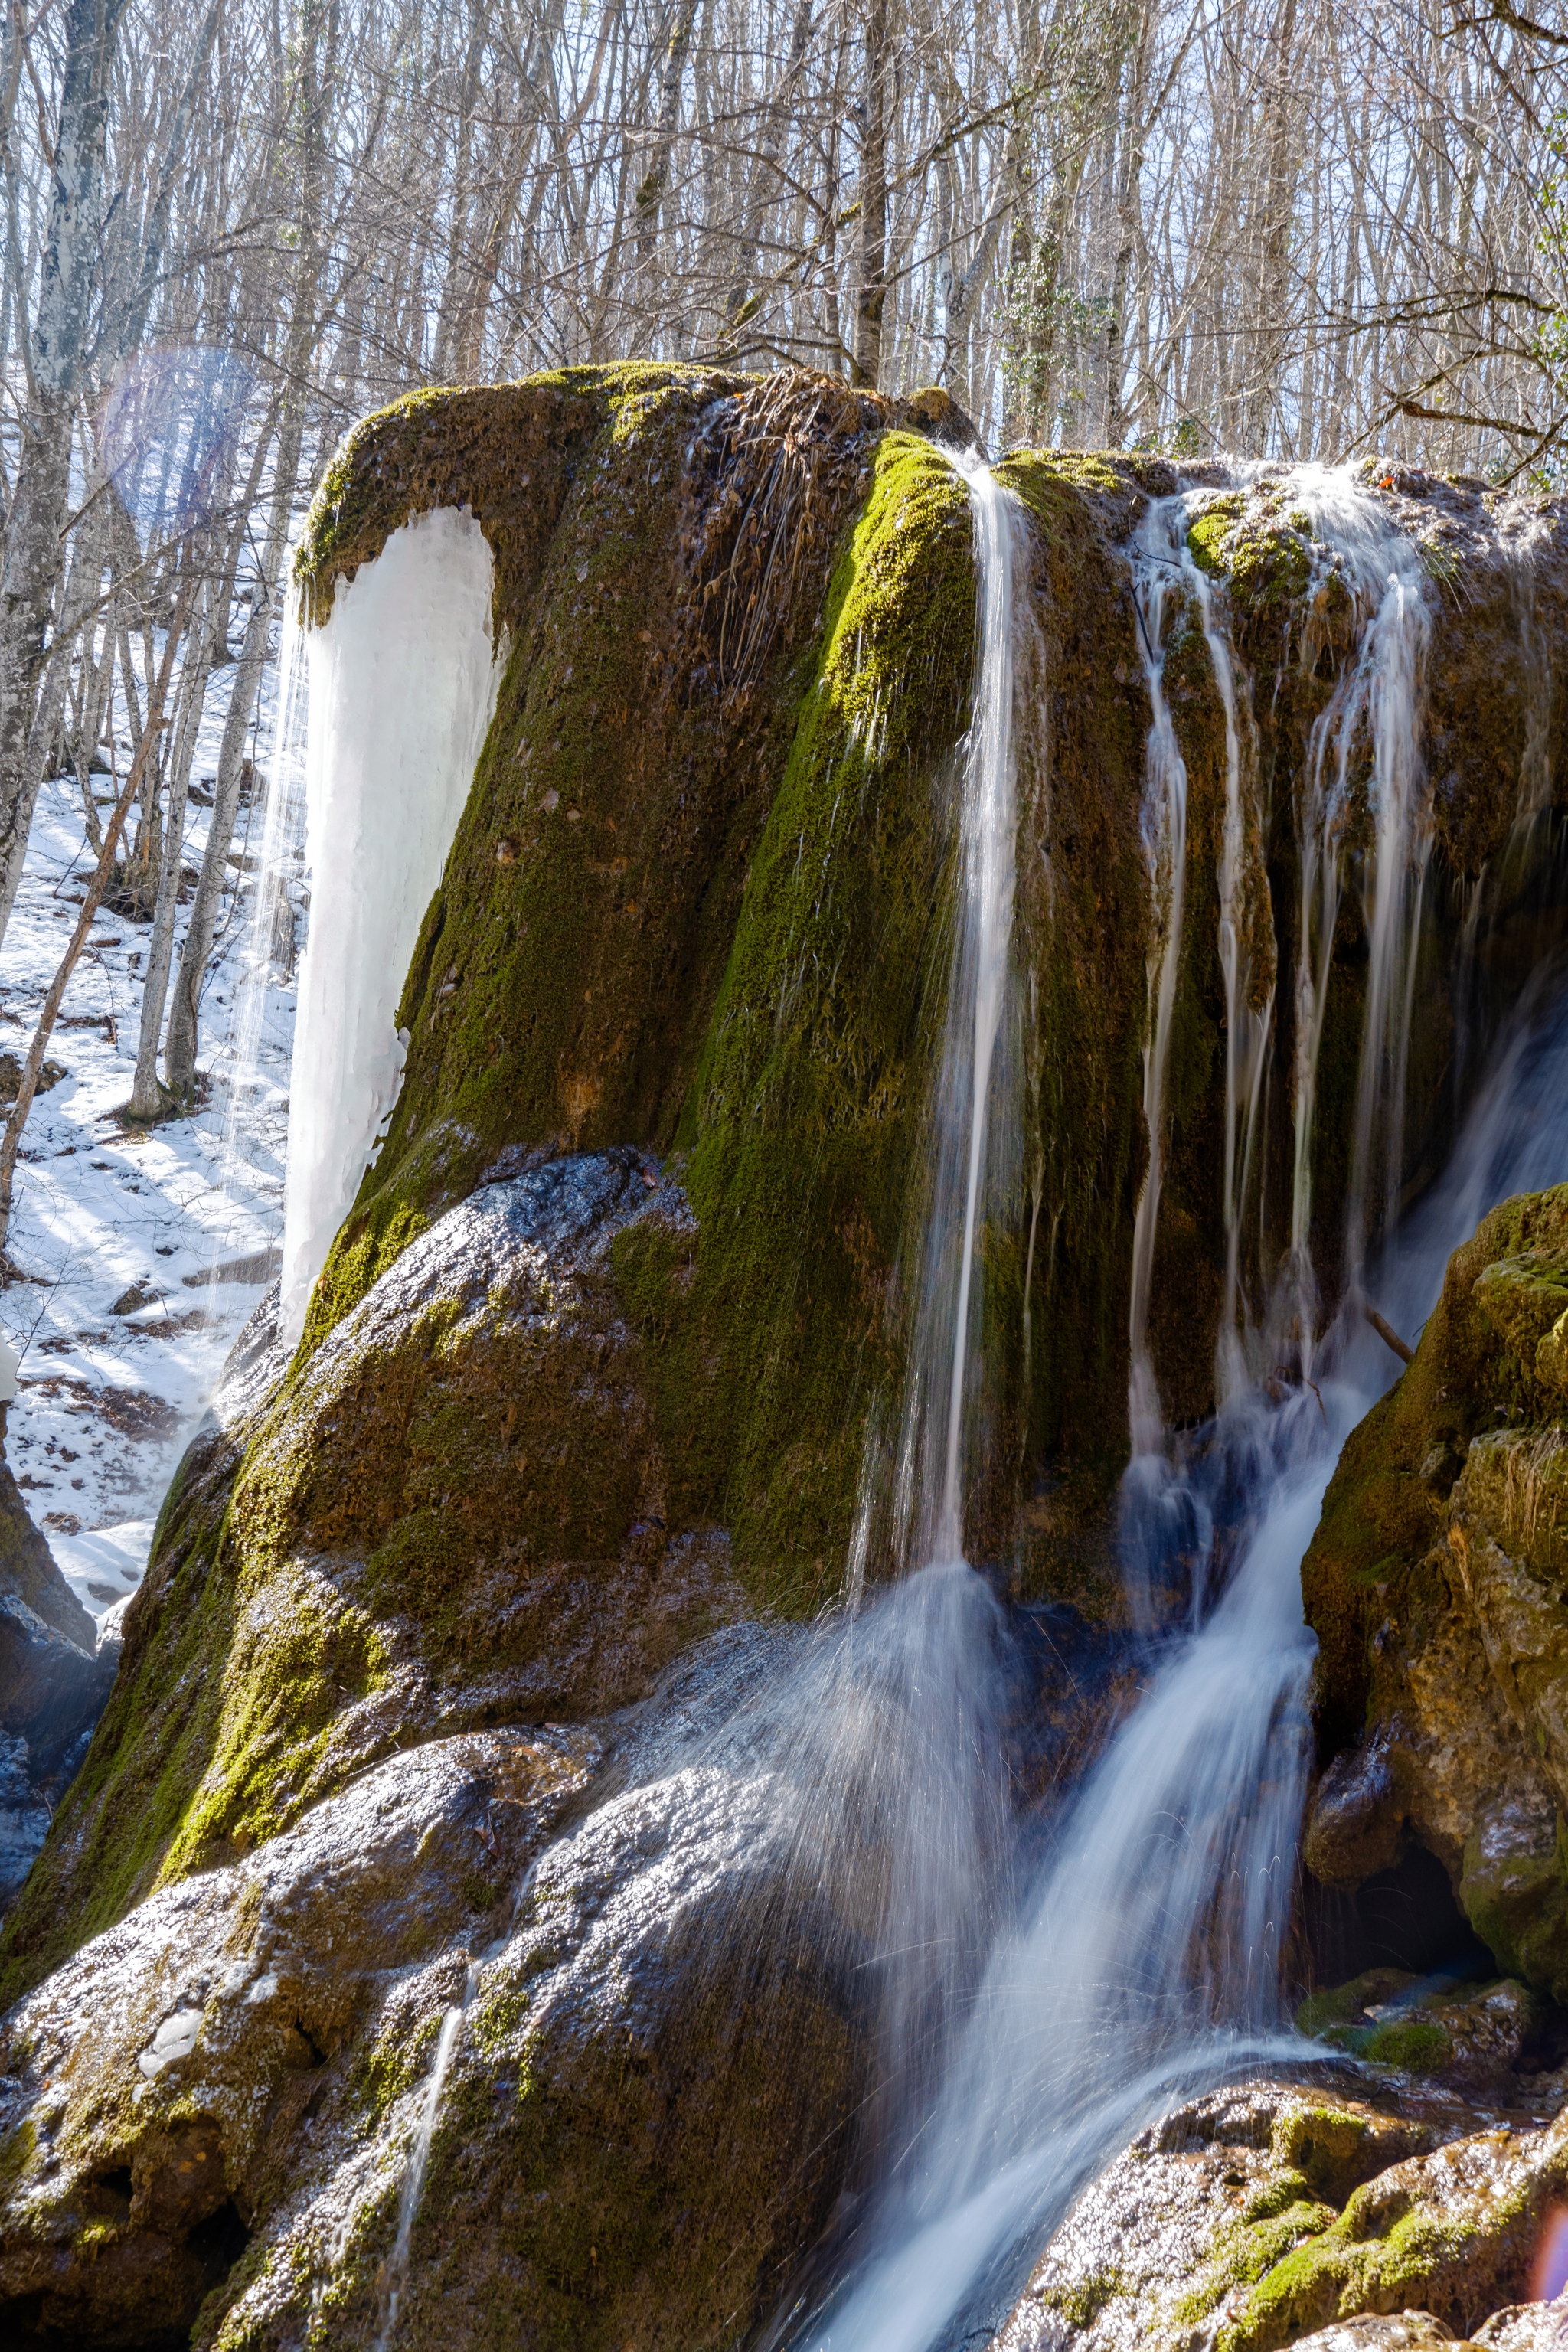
[279,507,503,1342]
[1,638,299,1641]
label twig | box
[1364,1302,1414,1365]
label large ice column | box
[280,505,504,1344]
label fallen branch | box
[1365,1302,1414,1365]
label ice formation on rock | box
[280,506,504,1341]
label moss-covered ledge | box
[293,368,971,1361]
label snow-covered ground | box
[1,654,300,1642]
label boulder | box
[999,2074,1568,2352]
[0,1151,746,2001]
[1301,1184,1568,2000]
[0,1620,867,2351]
[0,1408,113,1909]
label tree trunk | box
[0,577,185,1251]
[164,459,296,1097]
[129,580,212,1119]
[852,0,891,389]
[0,0,129,963]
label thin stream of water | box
[884,453,1024,1578]
[1125,499,1193,1457]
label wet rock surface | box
[0,1619,872,2350]
[0,1406,113,1912]
[999,2072,1568,2352]
[1302,1184,1568,2004]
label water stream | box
[886,453,1024,1576]
[779,468,1566,2349]
[1125,499,1193,1459]
[348,459,1567,2350]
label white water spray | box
[792,957,1568,2352]
[280,505,505,1342]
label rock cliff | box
[1,368,1566,2345]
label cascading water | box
[1285,468,1432,1354]
[1125,501,1192,1459]
[881,453,1025,1573]
[778,473,1563,2352]
[1124,495,1274,1425]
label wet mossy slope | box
[299,367,962,1351]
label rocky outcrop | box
[4,377,1568,2343]
[0,1622,875,2350]
[1301,1184,1568,2001]
[0,1407,113,1909]
[1000,2071,1568,2352]
[0,1151,744,2003]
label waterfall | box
[880,455,1024,1579]
[1125,501,1193,1456]
[779,474,1559,2352]
[204,574,310,1276]
[790,972,1568,2352]
[1283,467,1432,1352]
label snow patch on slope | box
[280,506,504,1343]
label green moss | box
[0,2118,34,2202]
[297,1198,429,1358]
[1302,1181,1568,1756]
[1173,2194,1337,2326]
[1042,2266,1125,2327]
[615,433,976,1609]
[1292,1975,1414,2046]
[390,1944,866,2352]
[1187,495,1245,574]
[1359,2017,1451,2073]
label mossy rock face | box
[1295,1969,1544,2089]
[1300,1182,1568,2003]
[1000,2073,1568,2351]
[0,1158,744,2004]
[296,368,972,1361]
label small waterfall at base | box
[784,963,1568,2352]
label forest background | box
[0,0,1563,1209]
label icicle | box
[279,508,505,1343]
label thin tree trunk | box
[0,577,186,1250]
[129,578,211,1119]
[165,446,296,1096]
[853,0,891,388]
[0,0,129,962]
